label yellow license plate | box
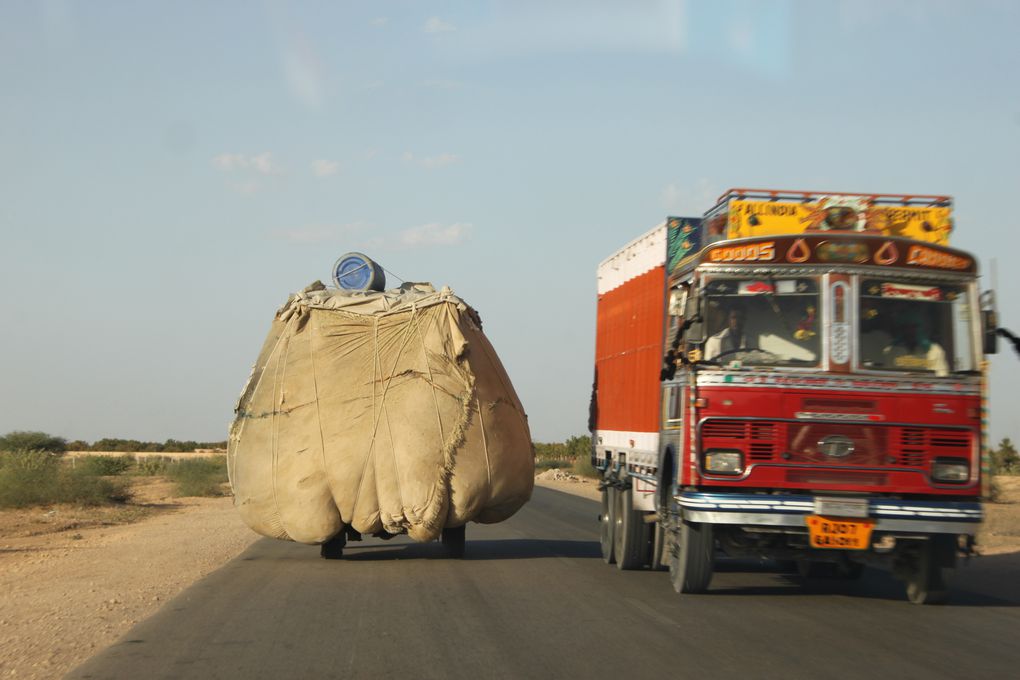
[805,515,875,550]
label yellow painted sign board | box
[711,198,951,246]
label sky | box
[1,0,1018,446]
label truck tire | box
[669,520,714,594]
[600,482,616,564]
[320,532,347,560]
[650,522,669,571]
[906,538,954,605]
[614,485,649,570]
[441,525,466,559]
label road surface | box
[70,487,1020,679]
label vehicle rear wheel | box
[669,519,714,594]
[441,525,466,559]
[320,532,347,560]
[614,485,649,570]
[600,482,616,564]
[906,539,953,605]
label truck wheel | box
[320,532,347,560]
[600,483,616,564]
[905,539,954,605]
[669,520,714,594]
[441,525,466,559]
[650,522,669,571]
[614,486,649,570]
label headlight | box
[931,458,969,483]
[705,450,744,475]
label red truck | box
[592,188,999,603]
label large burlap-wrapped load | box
[228,281,534,544]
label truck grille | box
[898,428,971,466]
[701,420,973,469]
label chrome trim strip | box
[676,493,982,523]
[682,510,980,535]
[694,371,980,395]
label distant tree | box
[992,438,1019,474]
[564,435,592,460]
[65,440,91,452]
[0,431,67,453]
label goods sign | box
[699,235,975,273]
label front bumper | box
[677,492,982,536]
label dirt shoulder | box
[0,478,256,680]
[533,468,600,501]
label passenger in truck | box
[882,310,948,376]
[705,306,748,360]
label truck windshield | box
[859,279,975,376]
[702,277,821,367]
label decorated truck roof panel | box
[703,188,953,247]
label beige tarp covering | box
[228,282,534,544]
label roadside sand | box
[0,479,255,680]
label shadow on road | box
[707,551,1020,607]
[336,538,602,562]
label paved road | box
[70,487,1020,680]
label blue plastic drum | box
[332,252,386,292]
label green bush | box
[136,456,172,476]
[535,458,571,471]
[571,455,599,479]
[79,455,133,476]
[168,457,229,497]
[0,431,67,454]
[59,467,131,505]
[0,449,129,508]
[992,438,1019,475]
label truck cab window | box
[702,278,821,367]
[859,280,974,375]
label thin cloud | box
[279,30,325,110]
[370,17,388,27]
[661,178,719,214]
[312,159,340,177]
[422,79,465,90]
[272,222,369,244]
[402,151,461,169]
[212,152,280,174]
[397,222,471,247]
[423,17,456,33]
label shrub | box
[0,431,67,454]
[535,458,571,471]
[59,467,131,505]
[571,455,599,479]
[136,456,172,476]
[0,449,128,508]
[168,457,229,497]
[79,455,133,476]
[992,438,1019,475]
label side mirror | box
[983,309,999,355]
